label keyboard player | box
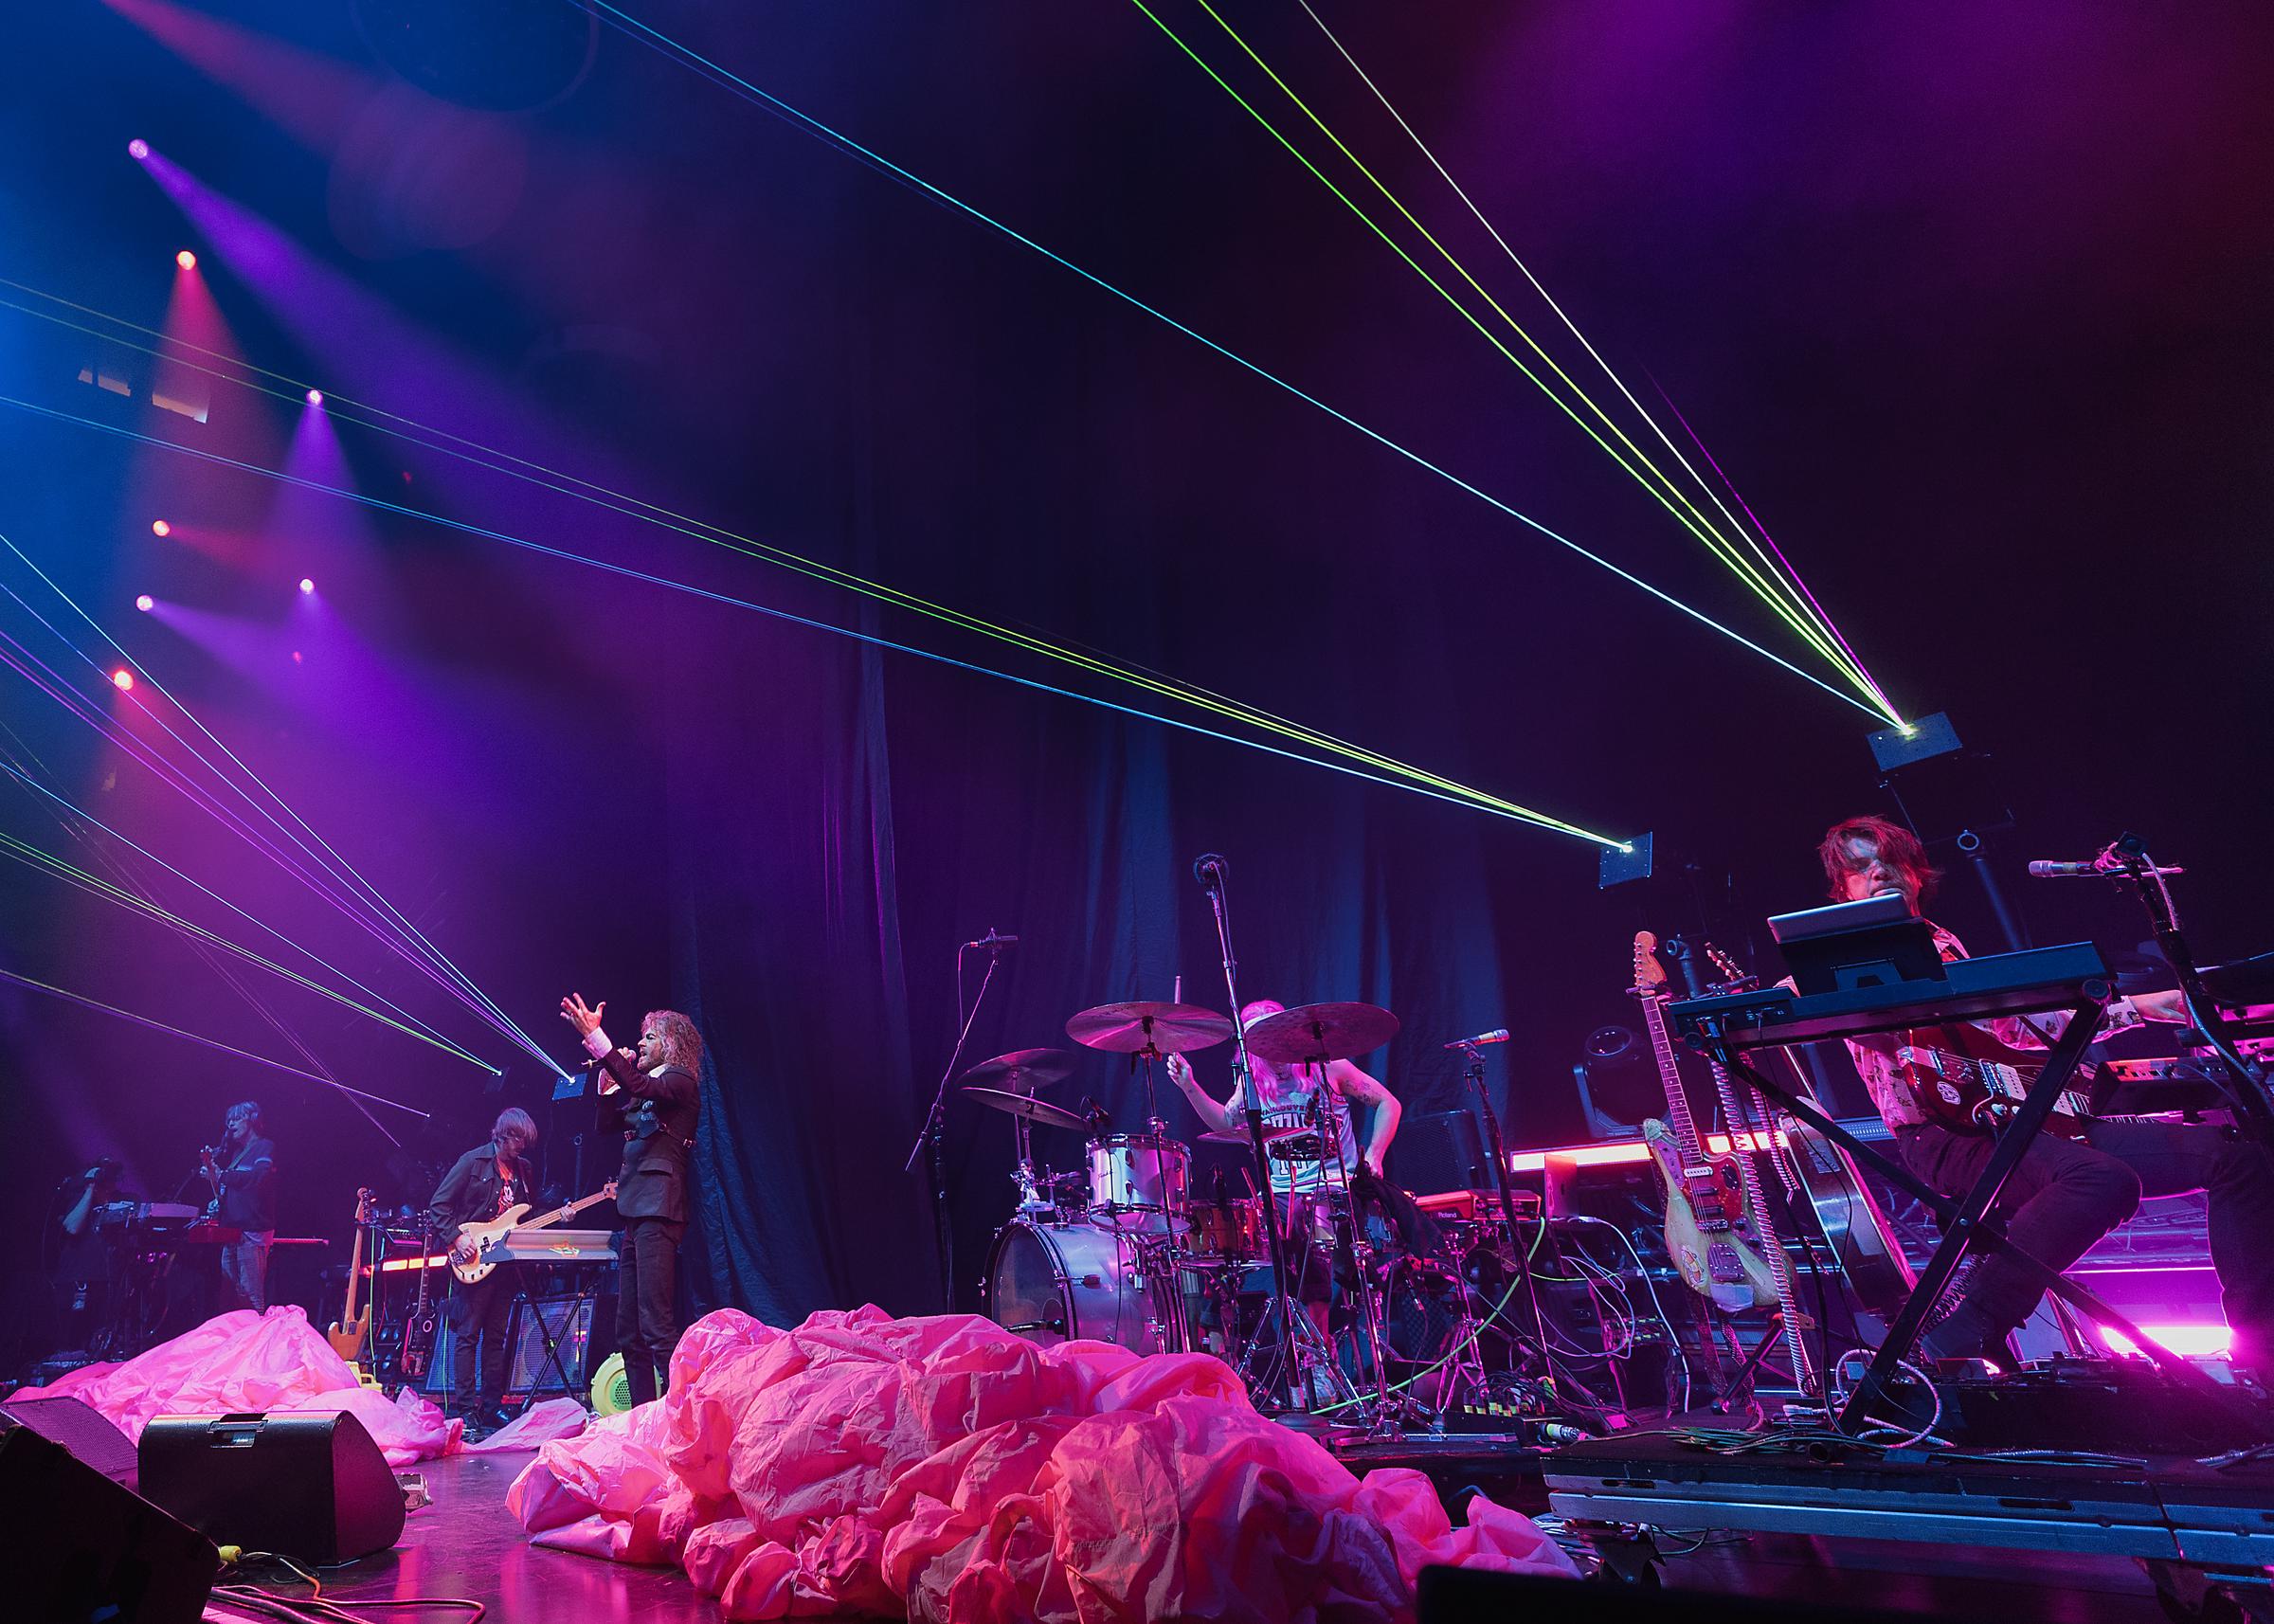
[1815,814,2274,1369]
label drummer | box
[1165,998,1403,1208]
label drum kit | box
[966,995,1491,1430]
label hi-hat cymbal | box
[962,1085,1090,1131]
[956,1048,1075,1091]
[1066,1000,1235,1056]
[1243,1001,1399,1065]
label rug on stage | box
[6,1307,587,1464]
[508,1306,1575,1622]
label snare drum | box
[1084,1133,1190,1225]
[984,1219,1182,1356]
[1181,1196,1266,1262]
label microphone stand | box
[905,937,1008,1312]
[1196,856,1308,1414]
[2104,835,2274,1152]
[1457,1039,1554,1379]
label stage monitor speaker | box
[1418,1567,1989,1622]
[0,1392,140,1488]
[0,1415,219,1624]
[138,1410,406,1564]
[1395,1110,1491,1195]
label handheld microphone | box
[2028,859,2185,878]
[1192,853,1229,892]
[1444,1028,1511,1050]
[964,929,1019,949]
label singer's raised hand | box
[560,993,605,1038]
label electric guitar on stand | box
[400,1216,441,1383]
[325,1188,378,1373]
[1676,940,1816,1394]
[1633,932,1778,1313]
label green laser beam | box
[1,285,1605,824]
[0,389,1633,845]
[0,827,496,1064]
[1127,0,1892,718]
[0,965,427,1110]
[1288,0,1900,725]
[0,527,555,1068]
[383,9,1897,724]
[1,761,490,1068]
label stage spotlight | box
[135,594,154,612]
[175,249,197,270]
[305,388,324,406]
[128,139,151,161]
[298,577,316,594]
[112,669,135,692]
[151,519,171,537]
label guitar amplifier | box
[1392,1110,1492,1196]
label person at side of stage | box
[559,993,702,1408]
[428,1108,539,1432]
[203,1100,278,1312]
[1816,814,2274,1367]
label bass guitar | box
[450,1182,617,1285]
[325,1187,378,1369]
[1633,932,1778,1313]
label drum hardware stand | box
[906,930,1012,1312]
[1455,1038,1558,1391]
[1194,852,1309,1414]
[1299,1045,1402,1434]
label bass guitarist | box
[427,1108,539,1434]
[1816,814,2274,1368]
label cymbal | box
[1065,1000,1235,1056]
[1243,1001,1399,1065]
[956,1047,1075,1091]
[962,1086,1090,1132]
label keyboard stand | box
[1674,983,2226,1435]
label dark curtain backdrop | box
[659,242,1520,1320]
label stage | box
[186,1435,2209,1624]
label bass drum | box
[984,1219,1181,1356]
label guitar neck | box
[1638,988,1706,1157]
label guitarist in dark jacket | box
[427,1108,538,1433]
[561,994,702,1407]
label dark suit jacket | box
[427,1144,535,1244]
[215,1136,278,1231]
[597,1050,699,1222]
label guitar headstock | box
[1704,942,1754,990]
[354,1186,376,1224]
[1632,930,1667,994]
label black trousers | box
[1898,1116,2274,1364]
[449,1269,516,1412]
[618,1216,684,1406]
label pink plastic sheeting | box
[6,1308,586,1465]
[510,1307,1574,1621]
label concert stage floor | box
[192,1433,2183,1624]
